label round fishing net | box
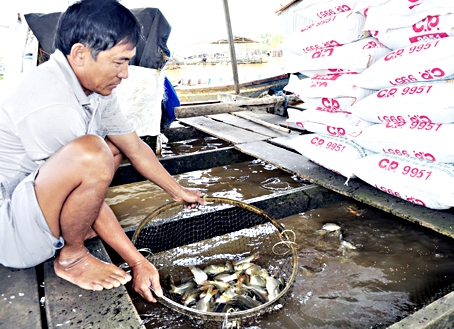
[132,197,298,329]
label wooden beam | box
[175,95,297,118]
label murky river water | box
[128,201,454,329]
[107,138,454,328]
[107,158,306,229]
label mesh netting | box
[132,197,298,329]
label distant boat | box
[174,73,290,103]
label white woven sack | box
[356,37,454,89]
[284,73,376,105]
[352,153,454,209]
[282,11,368,56]
[293,37,392,77]
[370,14,454,50]
[363,0,454,32]
[115,65,165,137]
[353,0,392,15]
[287,108,375,137]
[301,96,362,112]
[349,81,454,123]
[350,122,454,162]
[286,133,372,179]
[293,0,360,22]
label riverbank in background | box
[164,56,287,86]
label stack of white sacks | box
[283,0,454,210]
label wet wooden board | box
[235,140,454,239]
[178,116,270,144]
[389,291,454,328]
[207,112,294,138]
[238,109,305,132]
[0,266,41,329]
[43,238,144,329]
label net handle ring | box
[130,197,299,320]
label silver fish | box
[202,280,230,293]
[215,286,240,304]
[182,286,203,306]
[169,279,196,294]
[214,270,242,283]
[188,265,208,285]
[225,260,234,272]
[204,263,229,275]
[234,262,255,271]
[196,286,218,312]
[265,276,281,301]
[249,274,266,287]
[245,264,262,276]
[241,283,269,303]
[234,253,260,266]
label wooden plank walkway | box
[178,116,278,144]
[0,266,41,329]
[0,238,145,329]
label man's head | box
[54,0,142,59]
[54,0,143,96]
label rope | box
[222,308,240,329]
[272,229,297,255]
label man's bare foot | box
[54,249,132,291]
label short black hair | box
[54,0,143,59]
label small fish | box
[265,276,281,301]
[249,274,266,287]
[202,280,230,293]
[241,283,269,303]
[215,286,239,304]
[225,260,234,272]
[233,253,260,266]
[214,270,242,283]
[245,264,262,276]
[203,264,229,275]
[196,285,218,312]
[259,268,270,280]
[319,223,341,233]
[316,223,342,240]
[340,240,357,250]
[234,262,255,271]
[182,287,203,306]
[237,274,250,285]
[169,279,196,294]
[188,265,208,285]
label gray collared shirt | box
[0,49,134,203]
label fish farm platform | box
[2,107,454,328]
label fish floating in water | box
[168,253,285,312]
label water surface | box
[130,201,454,328]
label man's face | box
[79,42,136,96]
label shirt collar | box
[51,49,91,106]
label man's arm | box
[107,131,205,204]
[102,132,205,301]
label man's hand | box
[174,187,207,209]
[131,260,163,302]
